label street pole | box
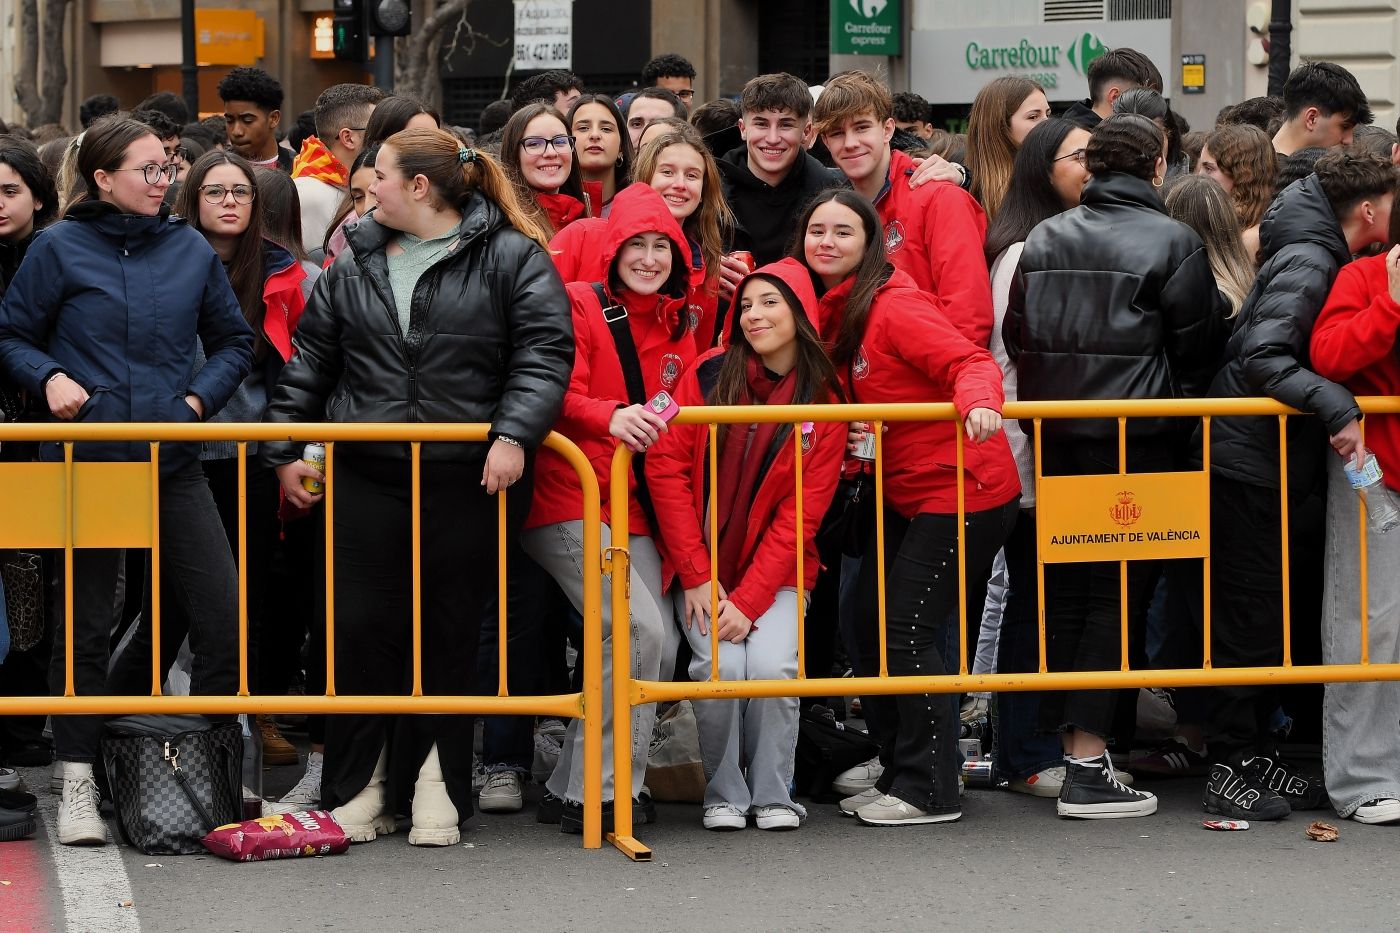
[181,0,199,119]
[373,36,394,93]
[1267,0,1292,97]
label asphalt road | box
[9,748,1400,933]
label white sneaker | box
[477,771,524,814]
[702,803,746,830]
[57,763,107,846]
[856,794,961,826]
[838,787,882,816]
[275,751,323,810]
[532,719,566,784]
[1009,765,1067,798]
[753,805,801,831]
[408,744,459,847]
[0,767,20,791]
[1353,798,1400,824]
[333,747,395,843]
[831,757,883,796]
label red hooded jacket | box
[827,268,1020,517]
[1311,253,1400,492]
[550,206,719,347]
[874,148,994,347]
[261,243,309,362]
[527,183,699,536]
[646,258,846,621]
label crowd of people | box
[0,47,1399,851]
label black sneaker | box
[1203,763,1290,820]
[0,805,35,841]
[1057,755,1158,820]
[1242,754,1329,810]
[0,788,37,813]
[560,793,656,835]
[536,791,565,825]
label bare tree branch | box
[14,0,41,122]
[15,0,73,126]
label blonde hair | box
[967,76,1045,219]
[386,127,551,249]
[1165,174,1256,317]
[631,127,734,290]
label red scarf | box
[536,191,586,233]
[714,356,799,591]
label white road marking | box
[22,766,141,933]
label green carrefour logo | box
[850,0,888,15]
[1067,32,1108,75]
[831,0,900,55]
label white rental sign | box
[910,20,1173,104]
[514,0,573,70]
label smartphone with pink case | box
[647,390,680,423]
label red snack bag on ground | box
[202,810,350,862]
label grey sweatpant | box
[523,520,666,805]
[682,588,806,816]
[1322,454,1400,817]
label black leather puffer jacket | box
[1208,174,1360,494]
[264,191,574,464]
[1003,172,1224,441]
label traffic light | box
[332,0,366,61]
[367,0,411,37]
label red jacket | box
[647,259,845,621]
[1311,253,1400,492]
[835,268,1020,516]
[874,148,994,347]
[261,242,309,362]
[550,210,719,348]
[527,183,699,536]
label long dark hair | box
[254,166,309,264]
[566,94,633,200]
[364,95,441,148]
[708,274,846,437]
[790,188,891,367]
[0,140,58,234]
[985,118,1082,260]
[324,143,378,252]
[173,149,267,340]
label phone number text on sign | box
[513,0,572,70]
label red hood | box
[601,182,690,301]
[730,257,822,343]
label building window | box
[1109,0,1171,19]
[1043,0,1106,20]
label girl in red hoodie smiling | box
[524,183,698,833]
[647,258,846,832]
[796,188,1020,827]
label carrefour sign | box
[832,0,901,56]
[911,19,1171,104]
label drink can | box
[961,758,996,787]
[302,442,326,494]
[852,429,877,462]
[957,737,982,761]
[731,250,755,274]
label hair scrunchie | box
[458,147,477,164]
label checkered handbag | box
[101,716,243,855]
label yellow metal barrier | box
[604,397,1400,859]
[0,422,606,850]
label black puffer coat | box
[1208,174,1360,494]
[263,192,574,464]
[1004,172,1224,441]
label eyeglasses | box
[675,89,695,101]
[199,184,256,205]
[1053,148,1087,165]
[520,134,576,155]
[115,163,178,185]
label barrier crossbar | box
[0,423,607,850]
[603,397,1400,860]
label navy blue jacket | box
[0,201,255,470]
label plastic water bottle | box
[239,714,265,818]
[1344,449,1400,534]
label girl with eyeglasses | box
[500,103,586,238]
[0,116,254,847]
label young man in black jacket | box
[1194,149,1395,822]
[1062,48,1164,130]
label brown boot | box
[258,715,299,766]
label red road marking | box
[0,827,56,932]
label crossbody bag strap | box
[591,283,661,535]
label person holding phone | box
[524,182,698,833]
[647,258,846,831]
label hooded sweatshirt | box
[1208,174,1361,494]
[717,146,840,267]
[527,183,698,538]
[647,258,846,621]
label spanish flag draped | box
[291,136,349,187]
